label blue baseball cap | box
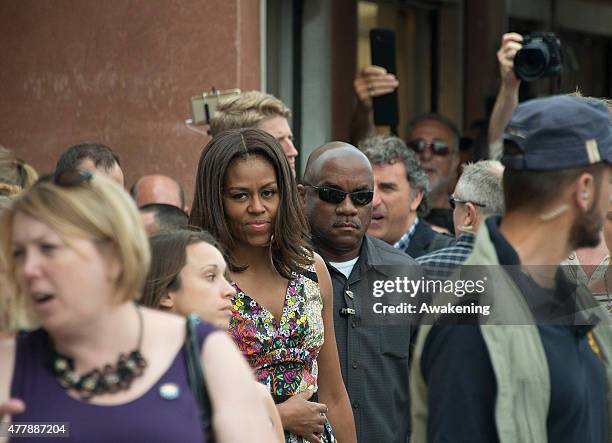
[502,95,612,171]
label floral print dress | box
[228,265,336,443]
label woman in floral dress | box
[189,128,356,443]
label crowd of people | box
[1,32,612,443]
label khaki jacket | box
[410,221,612,443]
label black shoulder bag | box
[185,313,215,442]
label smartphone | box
[370,28,399,129]
[190,88,241,125]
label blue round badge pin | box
[159,383,180,400]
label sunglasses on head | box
[305,184,374,206]
[38,169,93,187]
[406,138,451,156]
[448,196,486,210]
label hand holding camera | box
[513,32,562,82]
[497,33,524,91]
[497,31,562,89]
[489,31,563,155]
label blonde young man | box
[210,91,299,176]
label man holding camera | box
[489,32,610,284]
[489,32,562,158]
[488,32,523,160]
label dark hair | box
[140,229,221,309]
[503,141,607,212]
[139,203,189,233]
[55,143,121,174]
[130,177,185,209]
[189,128,313,278]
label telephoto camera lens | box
[515,45,549,81]
[514,32,562,82]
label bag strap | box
[185,314,215,442]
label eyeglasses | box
[449,196,486,210]
[305,184,374,206]
[406,138,451,156]
[38,169,93,187]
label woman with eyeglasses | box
[189,129,357,443]
[0,170,277,442]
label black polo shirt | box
[421,216,607,443]
[324,235,418,443]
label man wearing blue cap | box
[410,95,612,442]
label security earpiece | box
[582,191,589,200]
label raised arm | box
[349,65,399,145]
[488,33,523,159]
[313,253,357,443]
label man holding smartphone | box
[350,67,460,234]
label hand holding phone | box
[369,29,399,130]
[354,66,399,108]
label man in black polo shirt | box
[299,142,419,442]
[411,95,612,442]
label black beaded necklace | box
[47,306,148,401]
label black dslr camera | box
[514,32,562,82]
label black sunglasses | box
[449,196,486,210]
[407,138,451,156]
[305,184,374,206]
[38,169,93,187]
